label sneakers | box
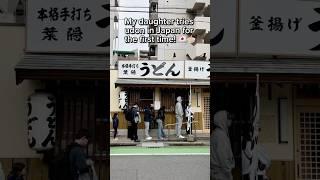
[178,135,185,139]
[146,136,152,140]
[158,137,165,140]
[114,138,118,141]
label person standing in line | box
[6,163,25,180]
[112,113,119,140]
[69,129,95,180]
[175,96,184,139]
[156,106,166,140]
[211,110,235,180]
[185,103,194,135]
[131,103,140,142]
[124,107,133,140]
[144,104,153,140]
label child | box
[113,113,119,140]
[7,163,25,180]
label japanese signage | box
[26,0,108,53]
[118,60,210,80]
[118,60,184,79]
[240,0,320,56]
[185,61,210,80]
[213,0,320,56]
[119,91,128,110]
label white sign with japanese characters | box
[185,61,210,80]
[118,60,185,79]
[119,91,128,110]
[26,0,108,53]
[240,0,320,56]
[118,60,210,80]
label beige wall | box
[110,69,121,113]
[260,84,294,160]
[0,26,43,158]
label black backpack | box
[125,108,132,121]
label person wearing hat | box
[175,96,184,138]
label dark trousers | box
[127,125,132,139]
[243,174,264,180]
[132,122,138,140]
[114,128,118,138]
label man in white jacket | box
[211,110,235,180]
[175,96,184,138]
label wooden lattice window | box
[298,112,320,180]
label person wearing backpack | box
[124,107,133,140]
[131,104,140,142]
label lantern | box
[27,92,56,151]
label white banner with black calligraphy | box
[185,60,210,80]
[118,60,185,79]
[26,0,108,53]
[240,0,320,56]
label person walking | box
[156,106,166,140]
[144,104,153,140]
[175,96,184,138]
[7,163,25,180]
[112,113,119,140]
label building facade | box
[110,0,210,134]
[212,0,320,179]
[0,0,109,179]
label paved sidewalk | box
[110,146,210,156]
[110,133,210,146]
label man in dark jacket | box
[131,104,140,142]
[69,129,93,180]
[144,104,154,140]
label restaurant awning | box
[115,78,209,88]
[15,54,109,84]
[213,58,320,74]
[212,58,320,83]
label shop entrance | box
[48,80,109,179]
[213,83,255,179]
